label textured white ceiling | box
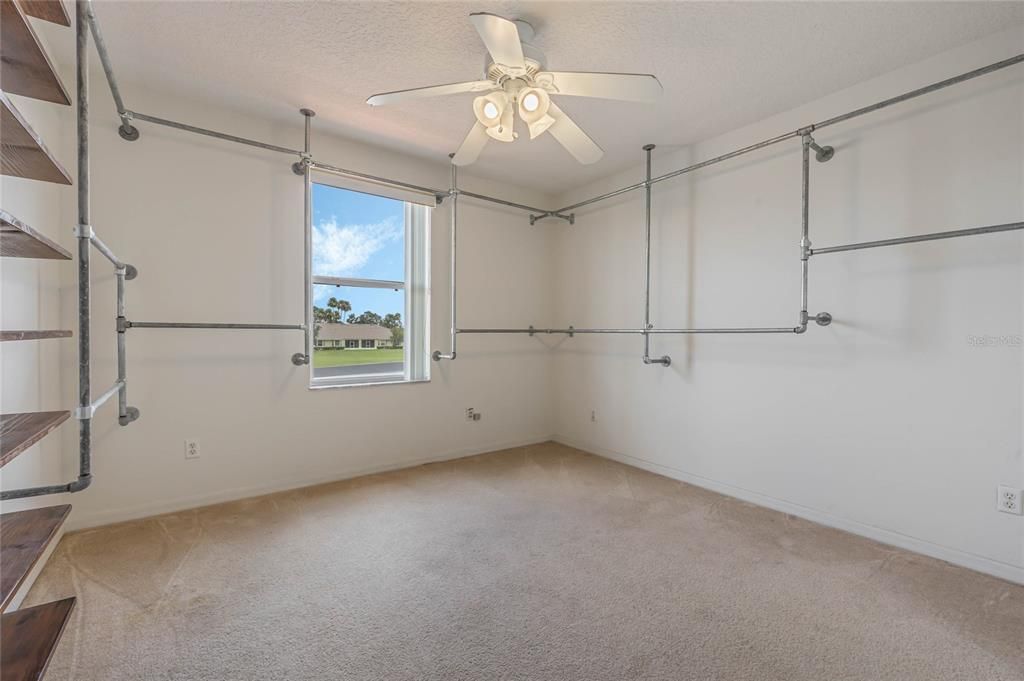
[57,1,1024,193]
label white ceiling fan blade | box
[546,103,603,165]
[452,122,490,166]
[536,72,662,102]
[469,13,525,70]
[367,80,495,106]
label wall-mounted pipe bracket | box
[291,352,309,366]
[528,325,536,337]
[291,153,313,176]
[118,111,139,141]
[567,326,575,338]
[798,311,834,331]
[119,406,140,426]
[806,134,835,163]
[529,212,574,225]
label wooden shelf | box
[0,330,71,342]
[1,0,71,105]
[0,209,71,260]
[0,92,72,184]
[20,0,70,27]
[0,411,69,469]
[1,598,75,681]
[0,505,71,611]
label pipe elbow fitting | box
[68,474,93,493]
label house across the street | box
[315,323,395,349]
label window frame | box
[308,178,431,389]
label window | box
[309,180,430,387]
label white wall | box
[551,28,1024,583]
[57,82,557,529]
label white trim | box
[553,435,1024,585]
[310,370,405,388]
[311,172,436,207]
[309,377,428,391]
[66,435,554,531]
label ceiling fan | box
[366,12,662,166]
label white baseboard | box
[554,435,1024,586]
[68,435,555,531]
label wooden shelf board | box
[0,411,70,469]
[0,505,71,611]
[0,91,72,184]
[0,330,71,342]
[20,0,70,26]
[1,0,71,105]
[0,597,75,681]
[0,209,71,260]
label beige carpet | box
[26,442,1024,680]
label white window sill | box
[309,377,430,391]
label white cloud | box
[311,216,402,277]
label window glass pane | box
[312,286,405,381]
[312,183,405,283]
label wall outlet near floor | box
[184,439,201,459]
[466,408,481,422]
[590,410,597,422]
[997,485,1022,515]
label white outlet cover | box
[997,485,1022,515]
[185,440,201,459]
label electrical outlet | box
[997,485,1022,515]
[184,439,200,459]
[590,410,597,422]
[466,408,481,422]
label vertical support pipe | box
[293,109,315,366]
[432,156,458,361]
[116,267,126,419]
[114,264,138,425]
[642,145,671,367]
[798,134,811,333]
[74,0,92,490]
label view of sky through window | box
[312,183,405,318]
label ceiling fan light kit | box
[366,12,663,166]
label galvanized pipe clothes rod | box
[125,110,303,156]
[457,327,798,335]
[548,53,1023,216]
[126,322,305,330]
[810,221,1024,255]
